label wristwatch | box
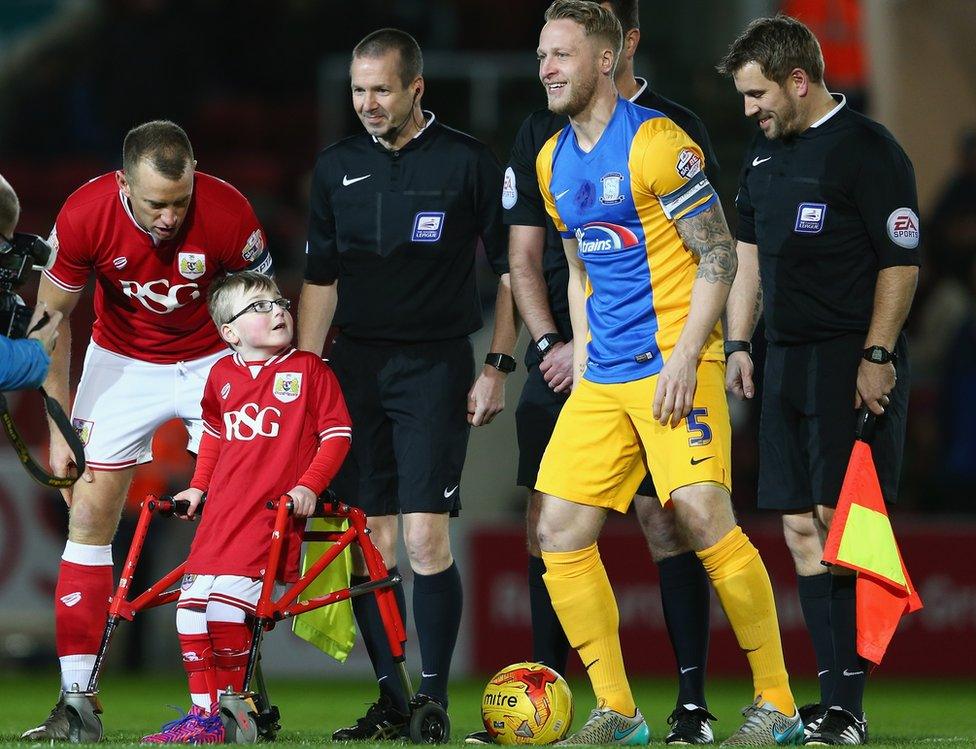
[863,345,897,365]
[723,340,752,359]
[485,352,516,373]
[535,333,563,359]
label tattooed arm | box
[724,240,762,399]
[652,199,737,426]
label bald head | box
[0,174,20,238]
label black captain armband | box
[724,340,752,359]
[485,353,516,373]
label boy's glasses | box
[226,297,290,324]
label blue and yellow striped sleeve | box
[632,118,716,221]
[535,132,569,236]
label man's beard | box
[550,71,599,118]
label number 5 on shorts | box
[686,408,712,447]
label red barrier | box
[470,517,976,677]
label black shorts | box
[758,332,910,511]
[327,334,473,517]
[515,364,656,496]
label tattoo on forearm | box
[676,202,737,285]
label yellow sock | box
[542,544,636,716]
[697,526,795,715]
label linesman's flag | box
[822,411,923,665]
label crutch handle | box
[157,496,206,518]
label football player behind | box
[141,271,351,744]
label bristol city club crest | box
[600,172,625,205]
[272,372,302,403]
[178,252,206,280]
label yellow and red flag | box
[823,427,922,665]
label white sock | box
[62,540,113,566]
[190,693,212,711]
[60,654,97,692]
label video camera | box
[0,232,55,338]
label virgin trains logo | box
[121,279,201,314]
[574,222,640,254]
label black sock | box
[829,574,867,716]
[413,562,462,707]
[798,572,835,705]
[528,554,570,675]
[351,567,408,712]
[657,551,710,709]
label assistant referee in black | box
[719,16,919,746]
[297,28,517,741]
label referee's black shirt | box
[502,80,720,365]
[305,114,508,343]
[735,97,921,345]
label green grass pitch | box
[2,674,974,746]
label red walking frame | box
[67,491,449,744]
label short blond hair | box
[544,0,623,61]
[207,271,280,327]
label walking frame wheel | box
[63,687,104,743]
[219,690,260,744]
[408,699,450,744]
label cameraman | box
[0,174,62,390]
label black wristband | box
[485,352,516,373]
[723,340,752,359]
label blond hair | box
[545,0,623,61]
[207,271,280,327]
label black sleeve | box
[303,152,339,284]
[502,114,548,228]
[734,147,757,245]
[475,143,509,276]
[855,135,921,268]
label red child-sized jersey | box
[185,349,352,581]
[44,172,272,364]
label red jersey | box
[185,349,351,580]
[44,172,272,364]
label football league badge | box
[600,172,625,205]
[72,418,93,446]
[178,252,206,280]
[272,372,302,403]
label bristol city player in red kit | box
[23,121,274,741]
[140,271,351,743]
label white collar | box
[810,94,847,128]
[629,77,648,102]
[118,190,159,246]
[371,110,436,146]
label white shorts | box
[177,574,262,619]
[71,341,229,471]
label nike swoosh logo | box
[690,456,714,466]
[421,671,438,678]
[818,669,830,676]
[752,156,772,166]
[554,189,571,200]
[584,659,599,671]
[680,666,698,674]
[612,724,643,741]
[772,722,801,744]
[342,174,371,186]
[443,485,459,498]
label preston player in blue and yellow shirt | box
[531,2,803,746]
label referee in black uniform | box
[719,16,919,746]
[297,28,517,740]
[486,2,718,744]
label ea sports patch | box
[675,148,703,179]
[794,202,827,234]
[502,167,517,210]
[887,207,920,249]
[178,252,206,280]
[241,229,266,263]
[272,372,302,403]
[72,418,93,446]
[599,172,625,205]
[412,212,445,242]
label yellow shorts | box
[535,360,731,511]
